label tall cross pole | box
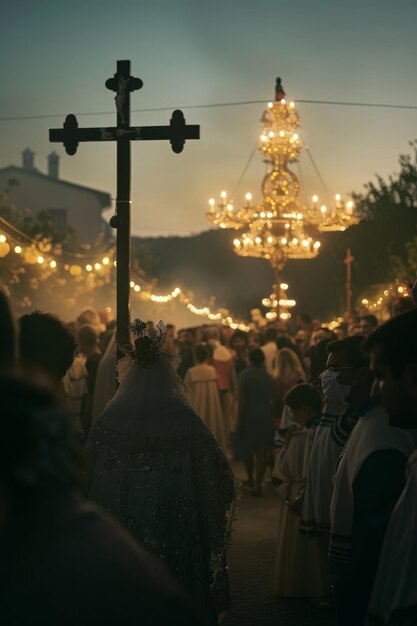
[344,247,354,316]
[50,60,199,346]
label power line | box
[231,141,258,197]
[1,97,417,122]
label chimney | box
[47,151,60,179]
[22,147,35,171]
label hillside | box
[132,200,417,320]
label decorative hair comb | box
[120,318,166,367]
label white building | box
[0,148,112,244]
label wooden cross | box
[50,60,200,345]
[344,247,354,316]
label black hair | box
[284,383,322,414]
[364,308,417,378]
[195,343,211,363]
[327,335,368,368]
[264,327,277,343]
[77,324,99,349]
[19,311,76,380]
[230,330,248,346]
[249,348,265,367]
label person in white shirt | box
[364,309,417,626]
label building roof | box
[0,165,112,210]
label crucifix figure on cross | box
[50,60,200,348]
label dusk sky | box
[2,0,417,237]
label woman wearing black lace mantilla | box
[85,319,239,624]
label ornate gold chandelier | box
[206,76,361,313]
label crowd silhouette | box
[1,286,417,626]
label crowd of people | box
[1,286,417,626]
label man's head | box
[230,330,247,350]
[77,324,100,356]
[19,311,76,384]
[364,309,417,428]
[195,343,211,363]
[177,328,194,347]
[249,348,265,367]
[248,332,262,349]
[358,314,378,336]
[295,329,309,346]
[326,335,367,370]
[165,323,176,340]
[313,326,333,345]
[264,327,277,344]
[285,383,322,425]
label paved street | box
[222,465,337,626]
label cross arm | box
[50,111,200,155]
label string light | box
[0,221,250,331]
[360,283,410,312]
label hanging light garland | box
[0,221,250,331]
[360,283,410,313]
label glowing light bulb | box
[130,281,135,288]
[49,260,57,269]
[398,286,404,293]
[312,195,318,203]
[267,236,273,243]
[335,194,341,201]
[314,241,321,249]
[268,102,273,109]
[279,131,285,138]
[220,190,227,199]
[289,101,295,108]
[280,98,286,104]
[134,285,140,292]
[255,237,262,244]
[292,133,299,140]
[260,134,268,142]
[302,239,309,247]
[0,235,6,243]
[281,237,287,245]
[234,239,241,247]
[209,198,215,206]
[94,263,101,270]
[102,256,110,265]
[292,238,298,244]
[280,283,289,290]
[86,264,93,272]
[320,205,327,214]
[268,131,275,138]
[14,245,22,254]
[245,192,252,202]
[227,203,233,212]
